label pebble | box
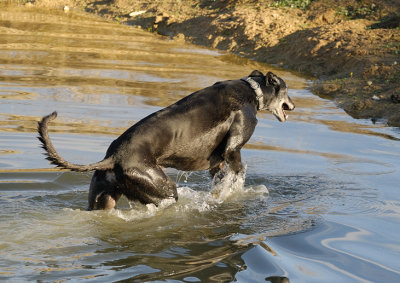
[63,6,69,12]
[129,10,146,17]
[367,80,373,86]
[372,95,380,101]
[155,12,170,24]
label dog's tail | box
[37,112,114,172]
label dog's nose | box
[288,98,295,110]
[283,102,295,111]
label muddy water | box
[1,5,400,282]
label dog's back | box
[105,79,257,171]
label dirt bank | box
[25,0,400,126]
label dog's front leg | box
[224,149,242,174]
[222,106,256,175]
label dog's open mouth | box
[282,103,290,120]
[271,102,294,122]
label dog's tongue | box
[283,108,287,120]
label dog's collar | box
[241,77,264,110]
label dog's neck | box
[241,77,264,110]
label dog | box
[38,70,295,210]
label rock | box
[351,99,373,110]
[155,12,169,24]
[129,10,146,17]
[367,80,373,86]
[63,6,69,12]
[351,100,364,110]
[320,9,336,24]
[174,33,185,41]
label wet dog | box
[38,70,295,210]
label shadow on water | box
[1,3,400,283]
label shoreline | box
[22,0,400,126]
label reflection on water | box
[1,4,400,282]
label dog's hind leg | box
[208,137,227,178]
[88,170,122,210]
[122,166,178,206]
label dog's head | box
[249,70,295,122]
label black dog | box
[38,70,295,210]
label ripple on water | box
[1,165,383,282]
[330,159,395,176]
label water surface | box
[1,5,400,282]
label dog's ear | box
[248,70,264,78]
[266,72,280,87]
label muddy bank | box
[24,0,400,126]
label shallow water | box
[1,5,400,283]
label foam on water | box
[211,164,248,201]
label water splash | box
[210,163,248,201]
[109,164,269,222]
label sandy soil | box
[24,0,400,126]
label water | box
[1,5,400,282]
